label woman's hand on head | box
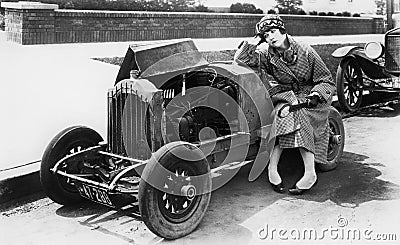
[244,35,262,46]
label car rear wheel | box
[336,58,364,113]
[138,142,211,239]
[318,107,345,172]
[40,126,103,205]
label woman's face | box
[263,28,287,49]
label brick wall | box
[2,2,385,45]
[2,2,57,44]
[9,8,56,45]
[282,15,385,36]
[53,11,259,43]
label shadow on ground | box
[340,93,400,118]
[56,196,144,243]
[278,150,400,206]
[52,148,400,244]
[354,99,400,118]
[185,149,400,243]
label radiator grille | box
[107,82,152,160]
[385,30,400,73]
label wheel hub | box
[330,135,342,145]
[181,185,196,200]
[159,168,200,222]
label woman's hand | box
[278,104,291,118]
[306,92,321,108]
[234,41,259,67]
[254,35,265,46]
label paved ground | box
[1,102,400,244]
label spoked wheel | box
[336,58,364,112]
[40,126,103,205]
[158,166,201,223]
[139,142,211,239]
[319,107,345,172]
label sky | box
[201,0,276,11]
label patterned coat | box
[235,36,336,165]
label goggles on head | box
[256,15,285,35]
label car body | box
[40,39,345,239]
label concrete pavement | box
[0,31,384,203]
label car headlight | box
[364,42,385,60]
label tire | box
[336,58,363,112]
[40,126,103,205]
[138,142,211,239]
[318,107,345,172]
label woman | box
[234,14,336,195]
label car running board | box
[210,160,253,178]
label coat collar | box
[267,35,299,82]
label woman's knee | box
[299,147,315,158]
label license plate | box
[77,184,114,207]
[377,78,400,89]
[393,80,400,89]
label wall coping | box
[1,1,58,10]
[1,3,382,21]
[54,9,264,18]
[54,9,381,21]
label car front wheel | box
[336,58,364,113]
[138,142,211,239]
[40,126,103,205]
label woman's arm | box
[234,41,275,89]
[233,41,260,67]
[307,47,336,103]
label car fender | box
[331,46,364,58]
[333,45,385,79]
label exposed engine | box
[161,70,238,143]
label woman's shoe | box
[288,185,309,195]
[269,181,285,193]
[288,178,318,195]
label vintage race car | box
[40,39,345,239]
[332,27,400,112]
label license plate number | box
[378,79,400,89]
[77,184,114,207]
[393,80,400,89]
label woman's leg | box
[268,144,283,185]
[296,148,317,189]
